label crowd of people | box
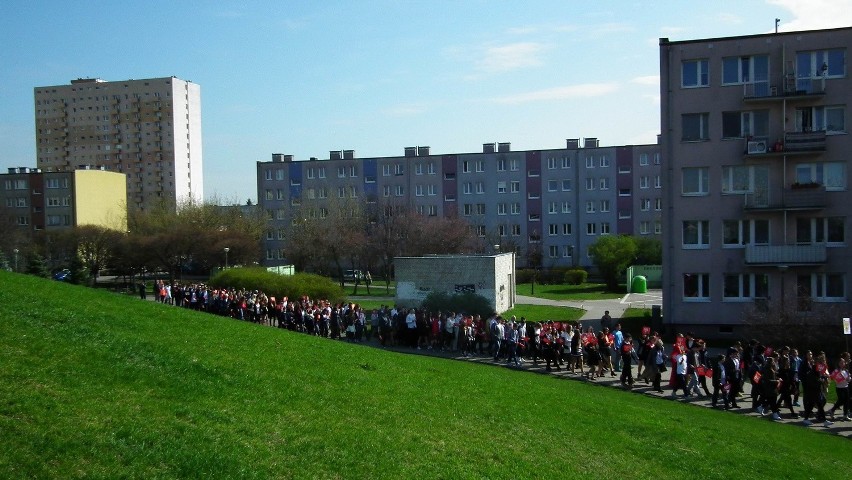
[140,280,850,428]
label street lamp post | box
[13,248,19,272]
[224,247,230,270]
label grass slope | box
[1,271,849,479]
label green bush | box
[209,268,345,303]
[421,291,494,318]
[564,269,588,285]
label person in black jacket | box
[723,348,742,408]
[711,354,728,409]
[799,351,832,427]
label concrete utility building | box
[394,253,516,314]
[660,26,852,338]
[257,139,662,269]
[34,77,203,211]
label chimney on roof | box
[483,143,496,153]
[417,146,430,156]
[343,150,355,160]
[404,147,417,157]
[330,150,342,160]
[583,138,599,148]
[497,142,511,153]
[566,138,580,149]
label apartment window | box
[498,225,507,237]
[383,185,391,197]
[307,168,315,179]
[682,59,710,88]
[528,191,540,200]
[548,202,558,214]
[682,167,709,195]
[640,198,650,211]
[497,181,507,193]
[318,167,326,179]
[548,224,559,236]
[475,182,485,194]
[655,198,662,211]
[350,166,358,177]
[395,185,404,197]
[561,201,571,214]
[796,217,845,244]
[547,180,558,192]
[794,105,845,134]
[307,188,316,200]
[562,223,572,235]
[561,157,571,169]
[427,162,435,175]
[337,166,346,178]
[585,156,595,168]
[586,201,595,213]
[654,175,662,189]
[722,55,769,85]
[618,165,631,174]
[585,178,595,191]
[511,224,521,236]
[682,113,710,141]
[683,220,710,249]
[475,160,485,172]
[563,245,574,258]
[562,179,572,191]
[723,219,770,247]
[599,155,610,168]
[599,177,610,190]
[510,181,520,193]
[722,110,769,139]
[527,169,540,178]
[382,165,391,176]
[427,184,436,196]
[444,194,456,202]
[586,223,597,235]
[600,222,611,235]
[510,203,521,215]
[639,176,649,189]
[798,273,846,302]
[795,162,846,190]
[497,158,506,171]
[619,188,631,196]
[497,203,507,215]
[600,200,610,212]
[724,274,769,300]
[528,213,540,222]
[639,153,649,166]
[547,158,557,169]
[47,197,61,207]
[463,182,473,195]
[653,153,661,165]
[618,209,631,219]
[639,221,650,235]
[415,184,424,197]
[462,160,470,173]
[510,159,519,171]
[654,220,662,234]
[722,165,767,194]
[476,225,486,237]
[796,49,846,80]
[463,204,473,216]
[476,203,486,215]
[549,245,559,258]
[395,164,404,175]
[264,170,273,181]
[683,273,710,300]
[415,163,423,175]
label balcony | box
[743,185,827,211]
[743,131,826,158]
[743,76,826,102]
[745,244,826,265]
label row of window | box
[682,163,847,195]
[682,105,846,141]
[682,217,845,248]
[681,49,846,89]
[683,272,845,302]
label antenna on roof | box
[775,18,780,34]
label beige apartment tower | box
[34,77,203,211]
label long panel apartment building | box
[34,77,203,210]
[257,139,662,269]
[660,27,852,338]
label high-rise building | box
[660,27,852,338]
[256,139,662,269]
[34,77,203,211]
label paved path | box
[515,289,664,326]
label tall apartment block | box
[660,27,852,338]
[256,139,662,269]
[34,77,203,211]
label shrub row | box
[515,268,588,285]
[209,268,346,303]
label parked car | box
[343,269,364,281]
[53,269,71,281]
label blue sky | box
[1,0,850,203]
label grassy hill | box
[1,271,849,478]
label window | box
[585,178,595,190]
[795,162,846,190]
[683,273,710,300]
[395,164,404,175]
[797,49,846,82]
[415,185,424,197]
[586,201,595,213]
[527,169,540,178]
[654,220,662,234]
[510,159,519,171]
[619,188,631,197]
[599,177,609,190]
[395,185,404,197]
[318,167,326,179]
[585,156,595,168]
[561,201,571,213]
[618,165,631,174]
[795,105,845,134]
[415,163,423,175]
[427,162,435,175]
[498,225,507,237]
[682,59,709,88]
[654,175,662,189]
[427,184,436,196]
[723,219,770,247]
[639,176,649,189]
[476,160,485,173]
[350,166,357,177]
[462,160,470,173]
[476,203,486,215]
[547,180,558,192]
[683,220,710,248]
[723,165,767,195]
[655,198,662,211]
[724,274,769,300]
[599,155,610,168]
[563,245,574,257]
[527,191,540,200]
[639,198,650,211]
[722,55,769,86]
[549,246,559,258]
[511,224,521,236]
[510,181,520,193]
[618,209,631,219]
[639,221,650,235]
[497,181,507,193]
[382,165,391,176]
[600,200,610,212]
[547,158,557,169]
[475,182,485,194]
[654,153,661,165]
[586,223,597,235]
[562,223,572,235]
[639,153,649,166]
[497,158,506,171]
[798,273,846,302]
[383,185,391,197]
[476,225,486,237]
[548,224,559,236]
[600,222,610,235]
[681,167,710,195]
[682,113,710,141]
[548,202,558,214]
[337,166,346,178]
[722,110,769,139]
[562,179,572,191]
[561,157,571,169]
[463,182,473,195]
[307,168,315,179]
[510,203,520,215]
[463,204,473,216]
[497,203,507,215]
[796,217,845,244]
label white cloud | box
[768,0,852,31]
[489,83,619,104]
[476,42,547,73]
[631,75,660,86]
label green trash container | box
[631,275,647,294]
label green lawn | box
[515,282,625,300]
[1,271,849,478]
[502,304,584,323]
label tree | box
[588,235,638,291]
[25,251,50,278]
[634,237,662,265]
